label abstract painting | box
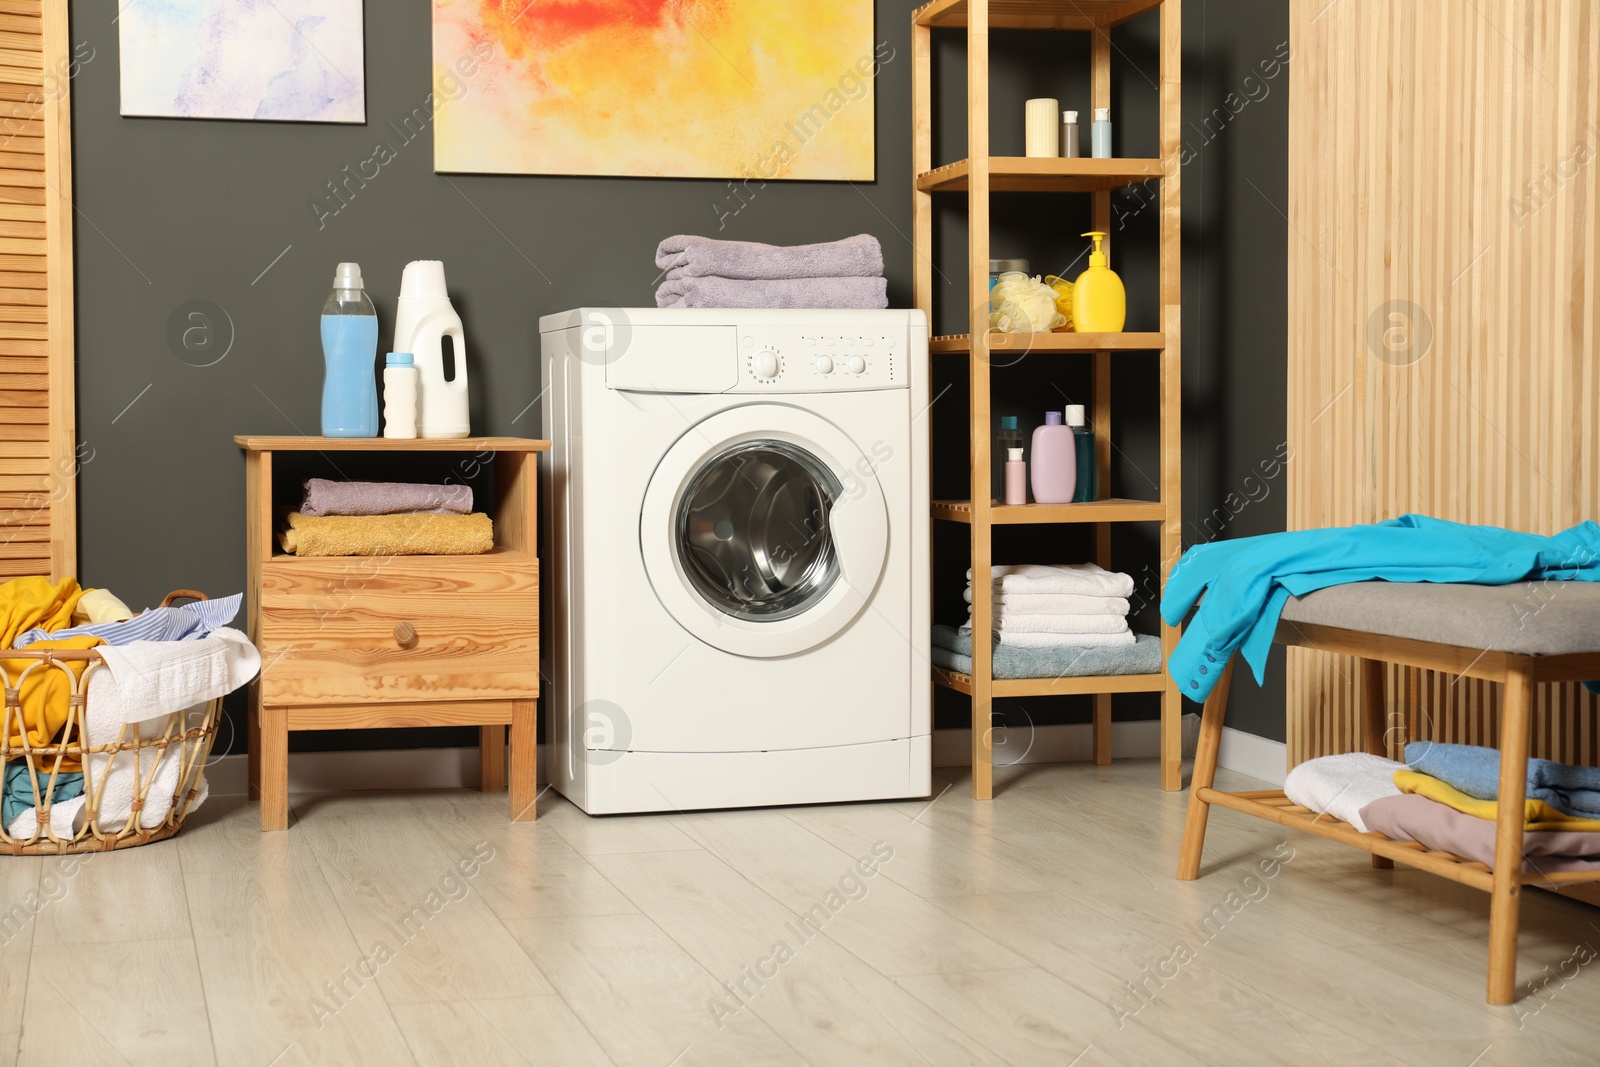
[432,0,879,180]
[120,0,366,123]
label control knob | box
[753,351,781,380]
[815,355,834,374]
[847,355,867,375]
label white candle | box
[1025,98,1059,158]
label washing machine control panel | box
[736,328,909,392]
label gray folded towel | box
[655,234,884,280]
[931,624,1163,680]
[656,275,889,310]
[300,478,474,517]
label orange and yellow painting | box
[432,0,879,180]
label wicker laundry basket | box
[0,590,222,855]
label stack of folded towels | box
[930,562,1162,680]
[654,234,888,309]
[1283,742,1600,873]
[280,478,494,556]
[961,563,1136,648]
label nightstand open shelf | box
[236,435,550,831]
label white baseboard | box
[203,717,1291,797]
[1217,726,1288,786]
[204,747,543,797]
[931,714,1200,768]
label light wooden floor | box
[3,759,1598,1066]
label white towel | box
[91,627,260,725]
[5,786,81,841]
[967,563,1135,598]
[961,613,1131,635]
[990,631,1137,649]
[961,589,1131,615]
[1283,753,1406,833]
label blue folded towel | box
[931,624,1162,680]
[1404,741,1600,819]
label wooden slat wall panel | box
[1287,0,1600,769]
[0,0,70,579]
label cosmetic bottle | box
[1061,110,1081,158]
[1065,404,1095,502]
[1091,107,1113,158]
[1004,448,1027,505]
[1025,98,1059,157]
[1072,231,1126,333]
[1030,411,1077,504]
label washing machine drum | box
[640,405,889,658]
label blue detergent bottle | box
[320,262,380,437]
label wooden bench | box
[1176,580,1600,1005]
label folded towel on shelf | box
[300,478,474,517]
[961,589,1132,615]
[13,593,243,649]
[1393,769,1600,831]
[655,274,889,310]
[931,625,1161,679]
[961,613,1131,636]
[1404,740,1600,819]
[1358,794,1600,874]
[280,511,494,556]
[1282,753,1406,832]
[967,563,1135,598]
[655,233,884,280]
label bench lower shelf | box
[1200,788,1600,890]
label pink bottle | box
[1030,411,1077,503]
[1004,447,1027,504]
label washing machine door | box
[640,404,889,658]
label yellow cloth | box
[0,576,86,648]
[1,634,103,772]
[280,511,494,557]
[72,587,135,626]
[0,578,101,774]
[1394,769,1600,832]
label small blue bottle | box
[1066,404,1096,501]
[321,262,379,438]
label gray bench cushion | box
[1278,581,1600,656]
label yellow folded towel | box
[280,511,494,557]
[1393,769,1600,832]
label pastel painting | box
[120,0,366,123]
[432,0,878,180]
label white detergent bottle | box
[392,260,470,438]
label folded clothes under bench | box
[1177,580,1600,1006]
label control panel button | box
[742,336,754,349]
[841,336,857,346]
[814,355,834,374]
[803,335,817,346]
[847,355,867,375]
[883,335,896,347]
[754,351,780,380]
[823,336,836,346]
[861,336,874,346]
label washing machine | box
[540,307,931,814]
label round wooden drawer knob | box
[393,622,418,649]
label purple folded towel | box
[655,275,889,310]
[655,234,884,281]
[300,478,474,517]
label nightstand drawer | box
[257,569,539,705]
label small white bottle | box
[382,351,419,439]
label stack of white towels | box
[960,563,1136,648]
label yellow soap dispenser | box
[1072,231,1126,332]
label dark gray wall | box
[67,0,1290,755]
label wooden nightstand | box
[234,436,550,831]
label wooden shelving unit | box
[913,0,1183,796]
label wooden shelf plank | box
[933,498,1165,524]
[935,666,1167,697]
[914,0,1163,30]
[917,156,1165,193]
[931,331,1164,354]
[235,435,550,452]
